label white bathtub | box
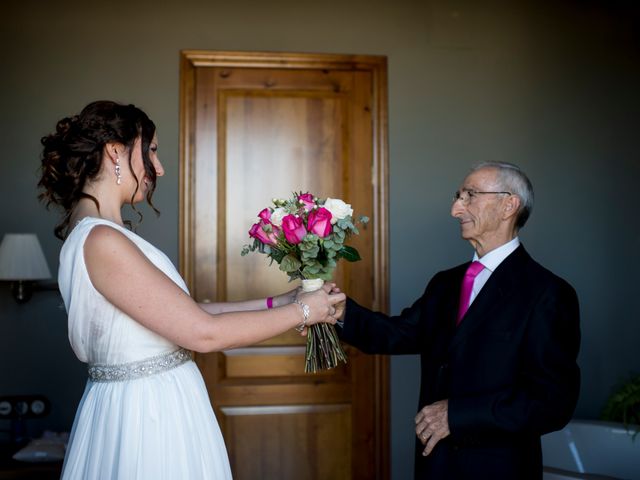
[542,419,640,480]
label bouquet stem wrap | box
[301,279,347,373]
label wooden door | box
[179,51,389,480]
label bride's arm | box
[83,226,343,353]
[198,288,299,314]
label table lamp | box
[0,233,52,303]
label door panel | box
[224,91,346,302]
[180,51,389,480]
[221,405,352,479]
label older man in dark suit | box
[337,162,580,479]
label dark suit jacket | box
[340,245,580,480]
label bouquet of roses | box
[241,192,369,373]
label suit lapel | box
[448,246,528,352]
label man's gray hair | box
[473,162,534,229]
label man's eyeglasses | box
[452,189,512,205]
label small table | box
[0,443,62,480]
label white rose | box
[323,198,353,224]
[269,207,288,227]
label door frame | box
[178,50,390,478]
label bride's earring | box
[115,158,122,185]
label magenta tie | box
[456,261,485,325]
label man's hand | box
[328,284,346,321]
[415,399,450,456]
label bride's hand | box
[295,287,346,327]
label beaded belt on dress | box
[87,348,191,382]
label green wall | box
[1,1,638,478]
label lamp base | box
[11,281,33,303]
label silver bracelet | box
[293,299,310,332]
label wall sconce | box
[0,233,52,303]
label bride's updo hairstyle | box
[38,100,158,239]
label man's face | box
[450,168,511,251]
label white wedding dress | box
[58,217,232,479]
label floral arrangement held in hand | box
[242,192,369,373]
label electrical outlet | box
[0,395,50,419]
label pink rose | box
[281,214,307,244]
[298,193,316,212]
[258,208,271,222]
[307,207,332,238]
[249,222,279,245]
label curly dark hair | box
[38,100,159,239]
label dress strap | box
[87,348,191,382]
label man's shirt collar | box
[472,237,520,272]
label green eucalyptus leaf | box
[280,254,302,272]
[337,218,355,230]
[301,249,319,261]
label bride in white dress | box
[38,100,344,479]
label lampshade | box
[0,233,52,281]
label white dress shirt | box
[469,237,520,306]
